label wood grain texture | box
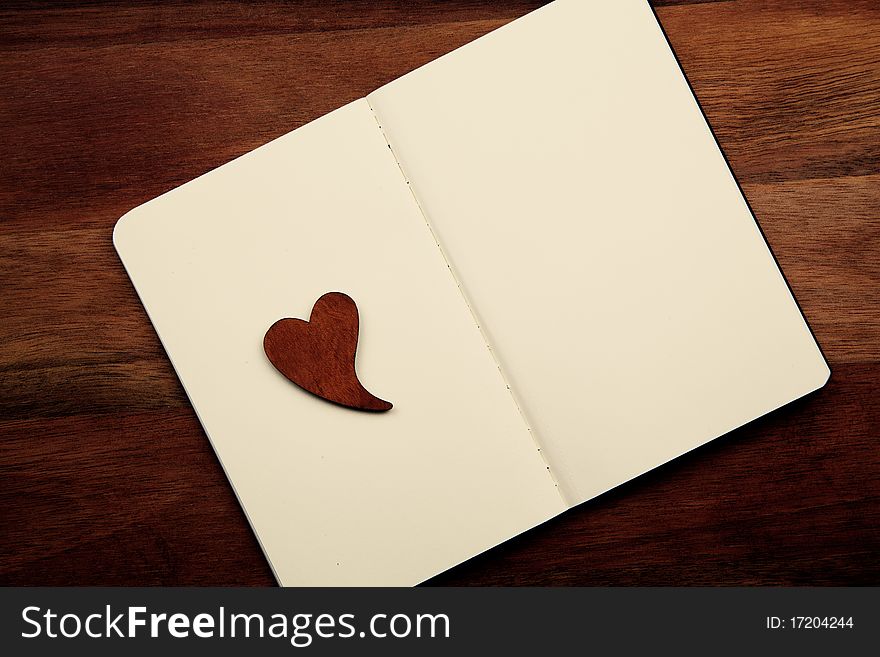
[264,293,393,412]
[1,0,878,586]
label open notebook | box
[114,0,829,585]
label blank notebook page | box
[368,0,829,504]
[113,99,564,585]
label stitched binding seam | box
[366,97,569,506]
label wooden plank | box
[0,411,274,585]
[0,0,877,585]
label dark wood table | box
[1,0,878,586]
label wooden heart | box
[263,292,393,412]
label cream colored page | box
[367,0,829,505]
[114,99,565,586]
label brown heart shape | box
[263,292,393,412]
